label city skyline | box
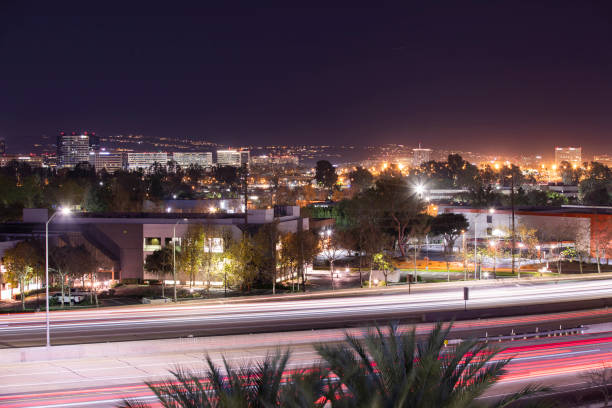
[2,2,612,155]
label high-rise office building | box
[57,131,95,168]
[216,149,249,167]
[554,147,582,166]
[172,152,213,168]
[412,144,432,167]
[124,152,168,172]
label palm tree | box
[120,350,321,408]
[316,322,546,408]
[120,323,546,408]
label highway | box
[3,278,612,347]
[2,330,612,407]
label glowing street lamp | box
[414,183,425,198]
[45,207,71,347]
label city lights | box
[0,6,611,407]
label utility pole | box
[298,217,306,292]
[241,163,248,225]
[474,216,478,280]
[511,172,516,276]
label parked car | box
[55,293,86,304]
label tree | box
[3,241,41,310]
[122,322,545,408]
[498,164,525,187]
[461,185,503,208]
[511,224,540,278]
[226,234,260,292]
[320,230,342,290]
[201,225,225,293]
[370,177,424,258]
[447,154,480,188]
[559,161,581,185]
[579,364,612,407]
[314,160,338,200]
[347,166,373,195]
[83,182,113,212]
[342,192,391,287]
[251,224,278,291]
[50,246,76,308]
[179,224,205,287]
[121,349,325,408]
[372,252,393,286]
[214,166,239,187]
[61,245,97,304]
[279,230,319,292]
[580,162,612,206]
[431,213,469,280]
[592,216,612,273]
[316,322,546,408]
[144,246,174,298]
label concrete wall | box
[22,208,48,223]
[94,223,143,280]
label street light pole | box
[172,218,188,302]
[45,207,70,348]
[474,216,477,280]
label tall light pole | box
[172,218,188,302]
[45,207,71,348]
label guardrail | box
[445,326,586,346]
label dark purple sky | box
[1,1,612,157]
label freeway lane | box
[2,333,612,407]
[3,279,612,347]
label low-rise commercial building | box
[0,206,308,282]
[440,205,612,259]
[124,152,168,172]
[172,152,213,168]
[89,150,123,173]
[216,149,249,167]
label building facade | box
[412,145,432,167]
[594,155,612,167]
[216,149,249,167]
[440,205,612,258]
[0,155,44,167]
[90,150,124,173]
[2,206,308,282]
[251,155,299,166]
[172,152,213,168]
[124,152,168,172]
[554,147,582,166]
[57,132,92,168]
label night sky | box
[1,1,612,157]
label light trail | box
[3,335,612,407]
[3,278,612,347]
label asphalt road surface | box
[2,329,612,407]
[3,278,612,348]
